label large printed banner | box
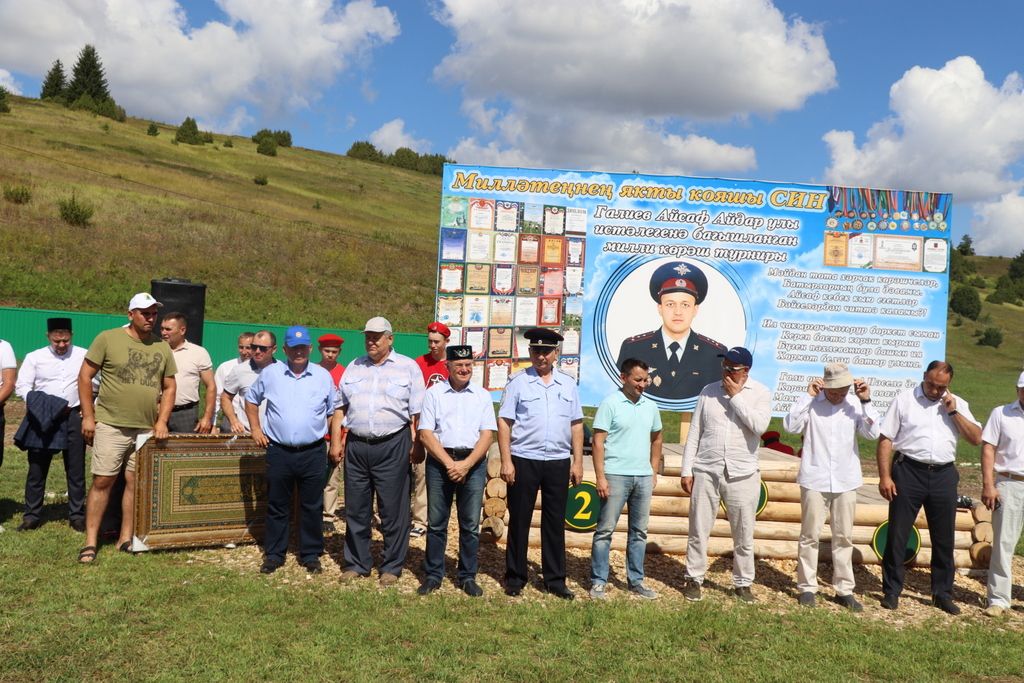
[434,164,951,414]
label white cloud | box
[823,56,1024,203]
[972,192,1024,256]
[0,68,22,95]
[434,0,835,172]
[0,0,398,128]
[369,118,430,154]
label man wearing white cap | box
[980,371,1024,617]
[77,292,177,563]
[337,316,425,586]
[783,363,879,610]
[680,346,770,602]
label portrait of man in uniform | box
[616,260,727,400]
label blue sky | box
[2,0,1023,255]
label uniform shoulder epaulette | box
[693,332,726,350]
[622,330,657,344]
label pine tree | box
[0,86,10,114]
[175,116,203,145]
[40,59,67,100]
[65,45,111,104]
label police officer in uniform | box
[617,261,726,400]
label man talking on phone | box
[876,361,982,614]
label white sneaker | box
[589,584,608,600]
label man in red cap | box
[617,260,725,401]
[410,322,451,537]
[318,333,346,533]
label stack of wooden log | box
[479,450,993,569]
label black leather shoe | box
[260,560,283,575]
[16,519,41,532]
[880,594,899,610]
[544,584,575,601]
[461,579,483,597]
[302,560,323,575]
[70,518,86,533]
[932,595,961,616]
[505,585,523,597]
[417,579,442,596]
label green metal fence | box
[0,307,426,366]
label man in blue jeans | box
[589,358,664,600]
[416,344,497,597]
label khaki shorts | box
[92,422,150,476]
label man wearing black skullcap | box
[616,260,726,400]
[13,317,88,531]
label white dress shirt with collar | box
[879,384,980,465]
[15,345,87,407]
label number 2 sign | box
[565,481,601,531]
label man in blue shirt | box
[589,358,663,600]
[499,328,584,599]
[417,344,497,597]
[337,316,426,586]
[246,325,340,575]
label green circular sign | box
[565,481,601,531]
[719,480,769,517]
[871,521,922,565]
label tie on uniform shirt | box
[668,341,681,376]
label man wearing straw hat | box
[877,360,981,615]
[979,371,1024,617]
[680,346,770,602]
[783,363,879,611]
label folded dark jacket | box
[14,390,71,451]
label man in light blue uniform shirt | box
[246,325,340,575]
[337,316,426,586]
[499,328,583,599]
[417,344,496,597]
[589,358,663,600]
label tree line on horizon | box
[346,140,451,176]
[39,45,126,122]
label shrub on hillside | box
[1009,250,1024,281]
[0,86,9,114]
[58,193,94,227]
[253,174,268,186]
[968,275,987,288]
[949,249,975,283]
[949,285,981,320]
[346,140,382,162]
[256,137,277,157]
[223,138,233,148]
[201,131,214,144]
[70,92,98,113]
[252,128,291,147]
[3,184,32,204]
[95,98,126,122]
[978,327,1003,348]
[175,117,203,145]
[147,122,159,136]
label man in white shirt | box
[0,336,16,472]
[877,360,982,615]
[979,371,1024,617]
[680,346,770,602]
[221,330,277,433]
[160,312,215,433]
[14,318,87,531]
[213,332,254,433]
[783,363,879,610]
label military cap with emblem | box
[648,260,709,304]
[524,327,563,349]
[446,345,473,361]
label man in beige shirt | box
[160,312,215,434]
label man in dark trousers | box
[877,360,982,614]
[499,328,584,599]
[14,317,87,531]
[617,260,725,401]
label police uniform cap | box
[649,261,708,304]
[524,327,563,349]
[446,345,473,361]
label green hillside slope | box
[0,95,441,329]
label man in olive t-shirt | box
[77,292,177,562]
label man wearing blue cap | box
[680,346,770,603]
[246,325,341,575]
[617,260,726,400]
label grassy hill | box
[0,95,442,330]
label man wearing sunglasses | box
[680,346,770,602]
[220,331,277,434]
[77,292,177,563]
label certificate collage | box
[822,188,951,273]
[435,196,586,392]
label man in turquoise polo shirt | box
[589,357,664,600]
